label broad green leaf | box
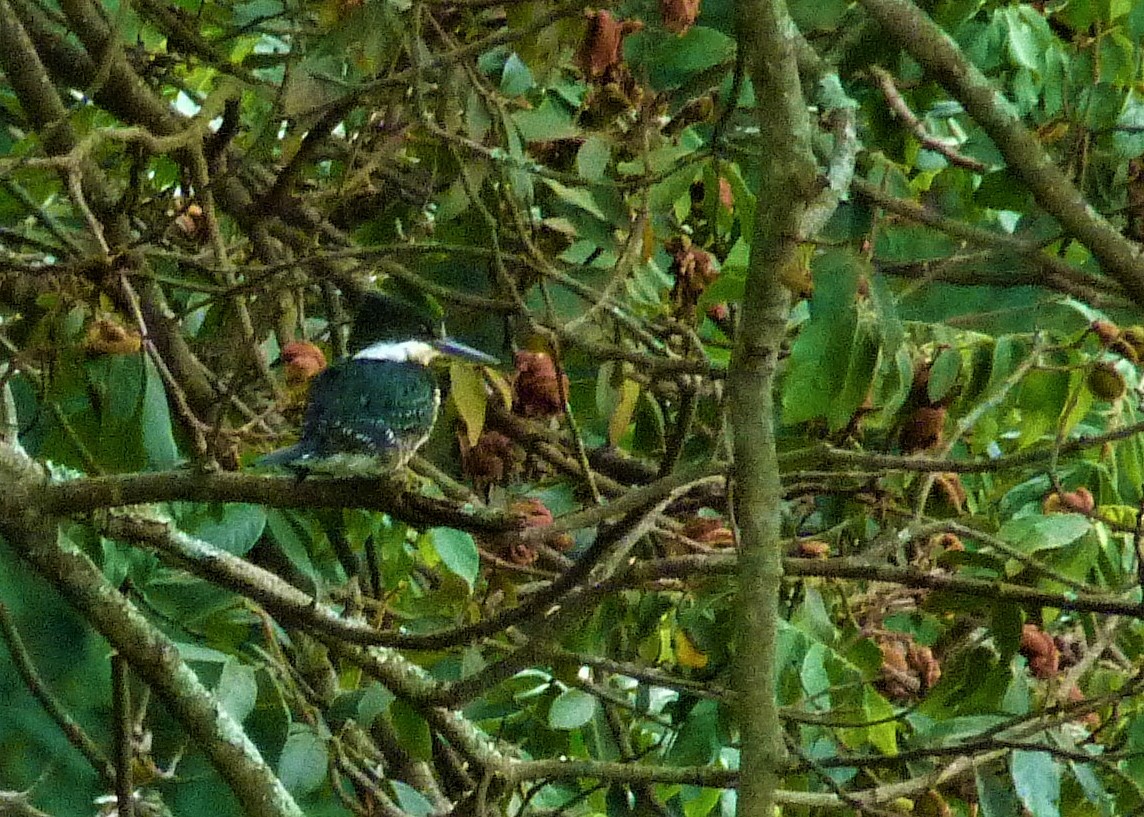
[781,250,860,424]
[277,724,328,795]
[629,27,735,90]
[862,687,897,756]
[500,52,534,97]
[141,355,179,469]
[576,135,611,181]
[1003,6,1045,70]
[608,378,640,447]
[426,527,479,588]
[450,361,487,446]
[681,785,722,817]
[216,658,258,724]
[541,178,607,221]
[927,346,961,405]
[390,699,433,761]
[390,781,434,817]
[997,514,1090,553]
[548,688,596,730]
[266,509,318,582]
[667,699,720,766]
[991,602,1024,661]
[827,318,879,432]
[177,503,268,556]
[1012,750,1061,817]
[512,99,579,142]
[978,765,1020,817]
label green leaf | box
[141,355,179,469]
[927,346,961,405]
[991,602,1024,661]
[1003,6,1045,70]
[548,688,596,729]
[277,724,328,795]
[781,250,860,424]
[216,658,258,724]
[390,781,434,817]
[629,27,735,89]
[681,785,722,817]
[998,514,1090,553]
[977,766,1020,817]
[266,509,318,581]
[512,99,579,142]
[541,178,608,221]
[427,527,479,588]
[500,52,534,97]
[177,503,268,556]
[1012,750,1061,817]
[827,318,879,432]
[576,135,611,181]
[450,361,487,447]
[390,699,433,761]
[862,687,897,756]
[667,699,721,765]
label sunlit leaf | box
[278,724,328,795]
[426,527,479,588]
[450,361,487,447]
[548,688,596,730]
[1012,750,1061,817]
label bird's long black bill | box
[432,339,499,366]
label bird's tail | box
[254,444,305,468]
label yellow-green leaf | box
[450,361,488,447]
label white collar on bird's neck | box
[352,339,439,365]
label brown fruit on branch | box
[1086,362,1126,401]
[796,539,830,558]
[682,516,735,548]
[509,497,554,528]
[668,236,718,320]
[660,0,700,34]
[84,319,142,356]
[513,351,568,418]
[1109,337,1140,363]
[932,472,967,514]
[932,532,964,552]
[900,406,946,452]
[1123,325,1144,360]
[1020,624,1060,679]
[576,10,643,79]
[462,430,524,494]
[281,341,327,386]
[1090,320,1120,347]
[1042,486,1094,515]
[915,790,952,817]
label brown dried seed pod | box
[84,319,142,356]
[796,539,830,558]
[1123,325,1144,360]
[900,405,946,452]
[660,0,700,35]
[1020,624,1060,679]
[1090,320,1120,346]
[1043,487,1095,515]
[1086,362,1126,401]
[513,351,568,419]
[281,341,327,386]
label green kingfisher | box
[258,293,497,476]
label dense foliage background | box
[5,0,1144,815]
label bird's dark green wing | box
[301,360,440,458]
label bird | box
[257,293,498,476]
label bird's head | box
[348,292,499,367]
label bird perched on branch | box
[258,293,497,476]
